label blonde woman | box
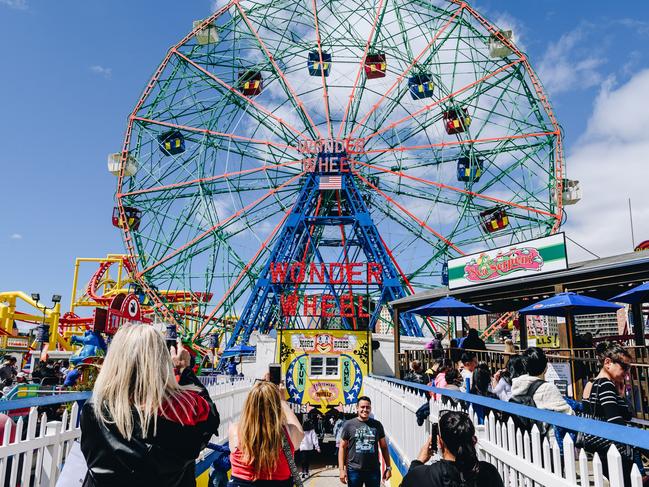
[503,339,516,367]
[229,380,304,487]
[80,324,219,487]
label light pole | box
[31,293,61,355]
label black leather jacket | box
[80,390,219,487]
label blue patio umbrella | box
[221,344,256,358]
[610,282,649,304]
[408,296,489,339]
[518,292,623,316]
[518,292,622,396]
[408,296,490,317]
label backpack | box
[507,380,549,436]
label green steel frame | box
[114,0,564,345]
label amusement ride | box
[111,0,570,368]
[2,0,577,376]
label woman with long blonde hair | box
[80,324,219,487]
[229,380,304,487]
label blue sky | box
[1,0,648,313]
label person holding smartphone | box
[400,411,503,487]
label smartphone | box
[429,423,438,453]
[269,363,282,385]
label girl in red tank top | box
[229,381,303,487]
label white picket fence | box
[0,378,253,486]
[363,377,644,487]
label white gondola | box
[562,179,581,205]
[193,20,219,45]
[107,152,138,177]
[488,30,513,58]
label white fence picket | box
[563,433,576,485]
[541,437,551,473]
[592,453,604,487]
[578,449,589,487]
[516,428,524,486]
[552,438,563,479]
[630,464,643,487]
[607,447,624,487]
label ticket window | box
[309,355,340,379]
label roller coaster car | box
[488,30,513,59]
[193,20,219,45]
[308,51,332,77]
[158,130,186,156]
[456,157,483,182]
[112,206,141,231]
[238,70,263,97]
[480,207,509,233]
[408,73,434,100]
[443,107,471,135]
[364,52,386,79]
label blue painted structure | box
[218,172,421,369]
[0,391,91,412]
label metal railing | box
[365,375,647,487]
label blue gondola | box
[456,157,483,182]
[158,130,185,156]
[408,73,434,100]
[308,51,332,77]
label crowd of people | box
[0,321,639,487]
[405,337,642,487]
[50,322,503,487]
[0,355,74,398]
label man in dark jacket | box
[461,328,487,351]
[0,357,17,383]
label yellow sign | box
[529,335,559,348]
[278,329,370,414]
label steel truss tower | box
[220,168,421,365]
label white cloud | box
[564,69,649,259]
[9,233,22,240]
[0,0,27,9]
[89,65,112,79]
[538,28,605,95]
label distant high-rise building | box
[574,308,627,338]
[527,315,558,336]
[376,306,392,334]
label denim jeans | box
[347,469,380,487]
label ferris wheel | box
[113,0,565,346]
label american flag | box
[319,175,342,190]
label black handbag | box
[281,430,304,487]
[576,380,633,459]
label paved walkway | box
[304,466,341,487]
